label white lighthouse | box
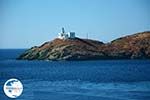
[58,27,76,39]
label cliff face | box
[18,31,150,60]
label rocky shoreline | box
[18,31,150,60]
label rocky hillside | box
[18,31,150,60]
[18,38,105,60]
[104,31,150,59]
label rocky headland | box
[18,31,150,60]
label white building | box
[58,28,76,39]
[68,32,75,39]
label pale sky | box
[0,0,150,48]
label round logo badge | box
[3,78,23,98]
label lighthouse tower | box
[58,27,68,39]
[62,27,65,33]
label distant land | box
[18,31,150,60]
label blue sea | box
[0,49,150,100]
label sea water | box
[0,49,150,100]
